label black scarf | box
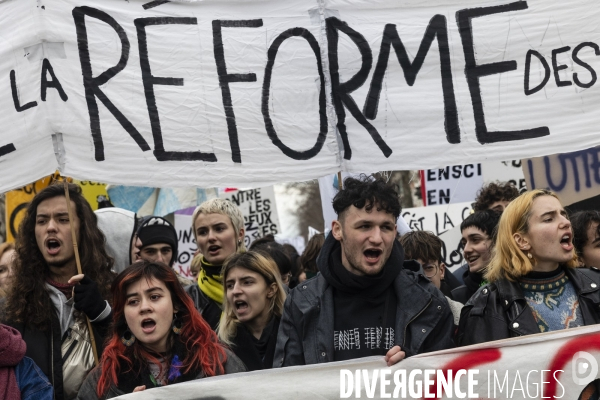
[116,339,200,394]
[319,234,404,298]
[200,257,223,277]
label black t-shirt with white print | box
[333,286,397,361]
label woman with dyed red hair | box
[77,260,245,399]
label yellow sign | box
[5,173,108,242]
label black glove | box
[73,275,106,320]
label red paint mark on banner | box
[424,348,501,400]
[545,332,600,398]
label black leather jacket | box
[451,269,485,305]
[274,235,455,367]
[456,266,600,346]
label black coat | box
[274,235,455,367]
[451,269,484,304]
[230,317,280,371]
[9,310,110,400]
[456,266,600,346]
[183,285,222,331]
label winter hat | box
[137,216,178,265]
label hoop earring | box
[172,313,182,335]
[121,329,136,347]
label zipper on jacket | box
[402,298,432,348]
[51,332,55,399]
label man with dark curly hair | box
[570,210,600,268]
[453,181,520,284]
[2,182,115,400]
[472,181,520,213]
[274,176,453,368]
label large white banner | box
[115,325,600,399]
[3,0,600,192]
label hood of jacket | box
[95,207,137,274]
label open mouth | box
[141,318,156,333]
[364,249,382,262]
[234,300,248,312]
[208,245,221,253]
[560,233,573,250]
[46,239,61,255]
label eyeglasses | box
[422,263,439,278]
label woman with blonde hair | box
[184,198,246,330]
[218,251,286,371]
[457,189,600,346]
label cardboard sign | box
[2,0,600,191]
[402,202,473,269]
[523,146,600,206]
[482,159,528,191]
[4,173,107,242]
[220,187,281,248]
[173,208,196,278]
[422,164,483,206]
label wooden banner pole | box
[63,179,99,366]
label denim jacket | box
[15,357,53,400]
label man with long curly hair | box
[274,176,453,368]
[2,182,115,400]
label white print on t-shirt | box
[334,328,360,350]
[334,327,395,351]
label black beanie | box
[137,217,178,265]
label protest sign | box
[173,207,196,278]
[421,160,526,206]
[402,202,473,268]
[523,146,600,206]
[116,324,600,400]
[2,0,600,191]
[482,159,528,191]
[4,172,107,241]
[421,164,483,206]
[220,187,281,248]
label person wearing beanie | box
[132,216,194,286]
[133,216,178,267]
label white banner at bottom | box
[116,324,600,399]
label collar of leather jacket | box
[494,266,600,310]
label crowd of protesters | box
[0,175,599,398]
